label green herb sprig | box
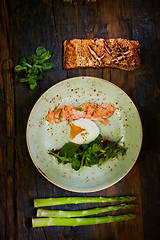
[14,46,56,90]
[77,107,84,111]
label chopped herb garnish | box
[81,132,88,136]
[59,114,63,119]
[77,107,84,111]
[57,108,60,113]
[102,107,106,109]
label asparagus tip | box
[34,199,37,208]
[32,218,35,228]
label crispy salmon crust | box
[63,38,141,71]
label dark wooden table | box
[0,0,160,239]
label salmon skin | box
[63,38,140,71]
[46,102,116,125]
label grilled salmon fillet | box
[63,38,140,71]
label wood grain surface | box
[0,0,160,239]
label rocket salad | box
[48,135,127,171]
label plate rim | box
[26,76,143,193]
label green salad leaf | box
[60,142,80,157]
[71,153,81,171]
[36,46,47,56]
[14,46,56,90]
[49,135,127,171]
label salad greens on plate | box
[49,135,127,171]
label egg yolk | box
[70,123,85,139]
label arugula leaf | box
[82,144,100,167]
[91,143,102,152]
[60,142,80,157]
[98,138,126,166]
[90,135,103,145]
[71,154,81,171]
[49,151,72,164]
[14,46,56,90]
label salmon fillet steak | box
[46,102,116,125]
[63,38,140,71]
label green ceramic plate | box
[26,76,142,192]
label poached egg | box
[70,119,100,144]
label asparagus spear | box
[34,196,136,208]
[32,214,136,227]
[37,203,135,218]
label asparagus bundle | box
[32,214,136,227]
[37,203,135,218]
[34,196,136,208]
[32,196,136,227]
